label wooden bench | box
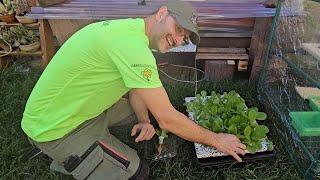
[195,47,249,81]
[30,0,281,82]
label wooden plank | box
[0,22,40,29]
[301,43,320,61]
[37,0,67,7]
[199,31,252,38]
[28,0,279,20]
[197,18,255,29]
[227,60,236,65]
[7,50,42,56]
[199,37,251,48]
[48,19,93,44]
[39,19,56,67]
[197,47,246,54]
[196,53,249,60]
[0,56,10,69]
[295,86,320,99]
[248,17,273,82]
[205,60,235,81]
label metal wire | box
[158,63,205,85]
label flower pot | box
[19,41,40,52]
[15,15,37,24]
[0,14,16,24]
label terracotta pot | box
[15,15,37,24]
[0,14,16,24]
[19,41,40,52]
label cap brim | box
[172,15,200,45]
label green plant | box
[14,0,31,16]
[0,0,15,15]
[156,129,168,155]
[184,90,273,153]
[1,25,39,47]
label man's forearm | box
[129,91,150,123]
[158,109,217,147]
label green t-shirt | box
[21,18,162,142]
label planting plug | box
[156,129,168,155]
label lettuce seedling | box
[185,90,273,154]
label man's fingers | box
[235,148,246,156]
[146,127,155,140]
[135,127,149,142]
[230,151,242,162]
[132,123,156,142]
[131,124,140,136]
[237,142,246,150]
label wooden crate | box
[204,60,236,81]
[196,47,248,81]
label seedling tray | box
[185,96,276,166]
[195,148,276,167]
[308,96,320,111]
[290,111,320,136]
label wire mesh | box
[258,0,320,179]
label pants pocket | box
[98,140,130,169]
[70,144,104,180]
[68,140,131,180]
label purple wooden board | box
[28,0,281,19]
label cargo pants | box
[30,98,141,180]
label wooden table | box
[30,0,282,81]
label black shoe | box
[128,159,150,180]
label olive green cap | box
[162,0,200,45]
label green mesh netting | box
[258,0,320,179]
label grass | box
[0,62,303,179]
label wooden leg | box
[0,56,10,69]
[39,19,56,68]
[248,17,273,83]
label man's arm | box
[129,91,156,142]
[129,91,150,123]
[131,87,246,162]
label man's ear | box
[156,6,169,22]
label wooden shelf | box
[302,43,320,62]
[197,47,247,54]
[0,49,42,56]
[0,21,43,62]
[196,53,249,60]
[0,22,40,29]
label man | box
[22,0,246,179]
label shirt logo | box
[141,68,152,81]
[102,21,110,26]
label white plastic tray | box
[185,96,270,159]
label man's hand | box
[132,87,246,162]
[131,122,155,142]
[213,133,246,162]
